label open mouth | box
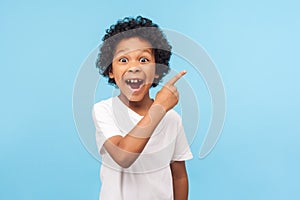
[125,79,144,90]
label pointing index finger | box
[166,70,187,85]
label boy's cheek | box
[114,77,123,86]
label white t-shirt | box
[92,96,193,200]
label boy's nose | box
[127,66,141,73]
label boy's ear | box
[154,74,159,79]
[109,71,114,79]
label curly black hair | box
[96,16,172,87]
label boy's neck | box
[118,93,153,116]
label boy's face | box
[110,37,158,102]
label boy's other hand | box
[153,70,186,112]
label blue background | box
[1,0,300,199]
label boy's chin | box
[127,95,145,102]
[121,85,151,102]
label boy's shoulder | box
[93,97,114,114]
[164,109,182,123]
[94,97,113,107]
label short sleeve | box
[92,102,123,154]
[172,119,193,161]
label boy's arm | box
[170,161,189,200]
[103,71,186,168]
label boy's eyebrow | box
[114,48,153,57]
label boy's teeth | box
[126,79,143,84]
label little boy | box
[92,16,193,200]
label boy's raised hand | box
[153,70,186,112]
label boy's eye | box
[139,57,149,63]
[119,58,128,62]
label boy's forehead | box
[114,37,153,56]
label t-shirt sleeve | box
[172,118,193,161]
[92,103,123,154]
